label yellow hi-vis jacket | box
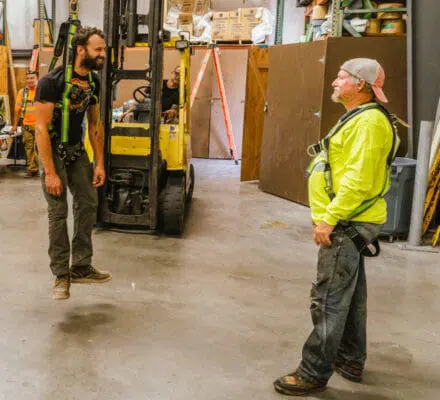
[308,107,394,226]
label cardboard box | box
[178,13,194,35]
[194,0,210,16]
[239,7,259,23]
[168,0,195,13]
[238,7,262,40]
[33,19,53,46]
[212,11,230,40]
[229,10,245,41]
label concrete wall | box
[282,0,305,44]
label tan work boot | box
[52,275,70,300]
[70,266,112,284]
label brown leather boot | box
[274,371,326,396]
[52,275,70,300]
[70,266,112,284]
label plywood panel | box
[0,46,9,95]
[190,48,213,158]
[39,48,59,77]
[259,42,327,206]
[241,46,268,181]
[209,48,248,159]
[322,36,408,155]
[14,67,28,92]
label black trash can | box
[380,157,417,240]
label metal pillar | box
[330,0,342,37]
[39,0,45,48]
[412,0,440,156]
[275,0,285,44]
[100,0,119,163]
[52,0,56,43]
[406,0,413,158]
[147,0,166,230]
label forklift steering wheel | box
[133,86,150,103]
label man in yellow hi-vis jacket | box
[274,59,399,396]
[11,70,39,177]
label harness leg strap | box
[340,223,381,257]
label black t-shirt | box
[161,80,179,112]
[35,66,100,145]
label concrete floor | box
[0,158,439,400]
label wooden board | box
[0,46,8,95]
[190,48,213,158]
[259,42,327,206]
[240,46,268,181]
[209,47,248,159]
[14,67,28,92]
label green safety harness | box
[48,0,97,166]
[18,87,29,127]
[307,102,401,257]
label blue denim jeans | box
[297,222,382,385]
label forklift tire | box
[160,175,186,235]
[187,164,195,202]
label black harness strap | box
[339,221,381,257]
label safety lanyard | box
[19,88,29,124]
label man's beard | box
[81,52,104,71]
[331,90,341,103]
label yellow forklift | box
[97,0,195,234]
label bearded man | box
[35,27,112,300]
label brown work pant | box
[22,125,39,173]
[41,152,98,277]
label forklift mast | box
[99,0,168,230]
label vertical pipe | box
[406,0,414,158]
[148,0,165,229]
[127,0,137,47]
[407,120,433,246]
[39,0,45,48]
[275,0,285,44]
[52,0,56,43]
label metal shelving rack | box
[330,0,407,37]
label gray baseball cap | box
[341,58,388,103]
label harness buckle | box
[307,143,321,157]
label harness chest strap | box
[19,88,29,125]
[307,102,401,257]
[49,71,95,165]
[307,102,400,218]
